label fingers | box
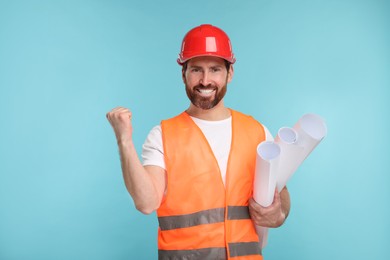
[273,189,281,204]
[249,198,263,225]
[249,198,263,212]
[107,107,131,116]
[249,191,284,227]
[106,107,132,122]
[249,197,274,217]
[250,190,281,213]
[106,107,134,143]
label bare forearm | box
[106,107,163,214]
[118,140,160,214]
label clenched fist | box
[106,107,133,144]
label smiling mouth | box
[196,88,216,97]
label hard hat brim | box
[177,53,236,66]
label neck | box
[186,101,231,121]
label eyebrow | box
[188,65,202,69]
[189,64,223,69]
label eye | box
[211,67,221,72]
[191,68,201,72]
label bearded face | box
[185,81,227,110]
[183,57,232,110]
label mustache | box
[193,83,217,90]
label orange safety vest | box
[158,109,265,260]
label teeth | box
[199,89,214,93]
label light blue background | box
[0,0,389,259]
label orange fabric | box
[158,109,265,259]
[159,223,226,249]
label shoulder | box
[161,112,187,128]
[161,112,193,135]
[142,124,165,169]
[145,125,162,141]
[231,109,263,128]
[230,109,273,140]
[143,124,163,148]
[161,112,187,123]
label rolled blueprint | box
[293,113,327,155]
[274,127,303,192]
[253,141,281,249]
[253,141,280,206]
[253,113,327,248]
[275,113,327,191]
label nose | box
[199,71,211,86]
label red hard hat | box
[177,24,236,65]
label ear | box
[227,65,234,83]
[182,67,186,84]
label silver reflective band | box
[158,242,261,260]
[229,242,262,257]
[159,247,227,260]
[227,206,250,220]
[158,206,251,231]
[158,208,225,231]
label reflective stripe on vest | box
[158,206,250,231]
[159,247,226,260]
[158,242,261,260]
[229,242,262,257]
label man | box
[107,24,290,260]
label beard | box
[185,83,227,110]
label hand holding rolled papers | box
[253,113,327,248]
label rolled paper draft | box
[293,113,327,158]
[253,141,281,249]
[254,113,327,248]
[276,114,327,191]
[275,127,304,192]
[253,141,280,207]
[256,224,269,249]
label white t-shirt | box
[142,116,273,186]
